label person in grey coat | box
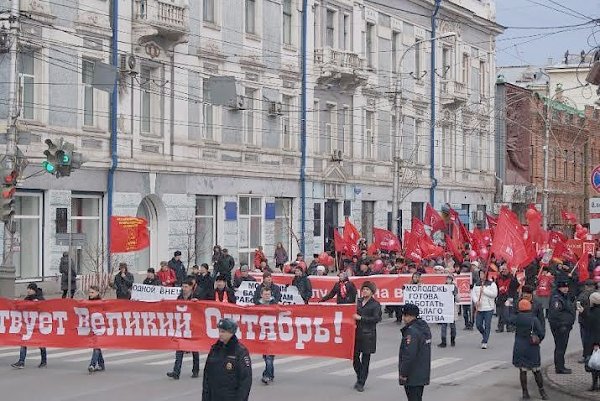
[59,252,77,298]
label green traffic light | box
[62,154,70,164]
[42,161,56,173]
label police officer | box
[398,303,432,401]
[548,280,576,374]
[202,318,252,401]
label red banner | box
[110,216,150,253]
[372,227,401,252]
[251,273,472,305]
[0,299,355,359]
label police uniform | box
[398,305,432,401]
[547,283,576,373]
[202,335,252,401]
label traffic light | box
[0,167,17,223]
[43,138,86,178]
[43,138,60,175]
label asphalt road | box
[0,314,582,401]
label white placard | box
[403,284,455,323]
[235,281,305,306]
[131,283,181,302]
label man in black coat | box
[143,268,161,286]
[253,272,282,305]
[11,283,47,369]
[59,252,77,298]
[202,319,252,401]
[399,303,432,401]
[291,265,312,304]
[233,265,257,289]
[168,251,187,287]
[353,281,382,392]
[113,263,134,299]
[214,248,236,287]
[195,263,215,300]
[215,275,237,304]
[167,280,200,380]
[548,280,576,374]
[319,272,357,304]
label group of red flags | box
[332,204,593,283]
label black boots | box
[590,372,599,392]
[533,370,549,400]
[520,370,530,400]
[451,337,456,347]
[438,341,447,348]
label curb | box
[543,353,598,401]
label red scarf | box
[339,281,347,299]
[218,289,228,303]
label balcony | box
[440,80,468,107]
[314,48,368,88]
[133,0,189,45]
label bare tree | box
[77,242,119,298]
[181,219,212,272]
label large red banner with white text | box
[250,274,472,305]
[0,299,355,359]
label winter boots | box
[520,370,531,400]
[533,370,549,400]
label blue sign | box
[593,165,600,193]
[265,203,276,220]
[224,202,237,220]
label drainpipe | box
[429,0,442,207]
[299,0,308,255]
[107,0,119,270]
[170,51,175,161]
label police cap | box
[402,303,420,317]
[217,318,238,334]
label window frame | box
[325,102,336,154]
[203,0,216,24]
[282,94,294,150]
[70,193,104,275]
[13,192,43,280]
[82,58,95,127]
[245,0,256,34]
[238,195,263,266]
[365,110,375,159]
[325,8,336,48]
[366,23,376,68]
[244,87,257,146]
[18,50,36,120]
[282,0,293,45]
[195,196,217,265]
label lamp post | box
[391,32,456,236]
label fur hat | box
[361,281,376,293]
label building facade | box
[0,0,502,287]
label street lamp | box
[391,32,457,236]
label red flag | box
[486,214,498,228]
[373,227,401,252]
[367,242,379,256]
[577,251,590,283]
[490,207,535,269]
[411,218,427,239]
[470,228,485,251]
[333,229,345,253]
[419,235,444,259]
[526,205,546,246]
[403,230,422,262]
[445,234,463,263]
[110,216,150,253]
[424,204,446,232]
[561,210,578,225]
[343,218,360,246]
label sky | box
[495,0,600,67]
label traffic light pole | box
[0,0,20,298]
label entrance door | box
[324,200,338,252]
[136,195,168,270]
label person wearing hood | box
[585,291,600,391]
[398,304,432,401]
[59,252,76,298]
[202,318,252,401]
[352,281,382,392]
[113,262,134,299]
[319,271,357,304]
[168,251,187,286]
[291,265,312,304]
[548,280,576,374]
[11,283,47,369]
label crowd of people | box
[12,239,600,401]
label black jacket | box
[177,291,195,301]
[588,305,600,348]
[354,269,372,277]
[202,336,252,401]
[233,275,256,289]
[114,272,134,299]
[252,283,282,305]
[320,280,357,305]
[168,258,187,286]
[216,255,236,276]
[292,275,312,303]
[577,288,596,326]
[355,297,382,354]
[509,311,545,369]
[399,318,432,386]
[24,288,44,301]
[59,256,77,291]
[548,290,576,328]
[143,277,161,286]
[215,287,237,304]
[195,274,215,300]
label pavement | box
[0,313,587,401]
[544,352,600,401]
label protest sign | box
[403,284,455,323]
[131,283,181,301]
[0,298,356,359]
[235,281,305,305]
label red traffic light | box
[3,171,17,184]
[1,187,15,199]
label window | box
[411,202,423,221]
[202,78,214,140]
[472,64,481,102]
[563,149,568,180]
[462,132,468,169]
[573,150,576,182]
[442,47,451,79]
[195,196,217,265]
[442,125,451,167]
[313,4,319,48]
[325,103,336,153]
[580,152,584,182]
[245,87,256,145]
[313,202,322,237]
[362,201,375,243]
[343,14,350,50]
[341,105,351,157]
[414,39,422,77]
[82,59,95,127]
[282,95,293,150]
[140,66,152,134]
[392,31,400,73]
[18,51,35,120]
[553,149,558,179]
[313,100,319,151]
[283,0,292,45]
[245,0,256,34]
[365,110,374,159]
[415,120,424,164]
[480,60,486,97]
[366,23,375,68]
[203,0,215,23]
[71,195,102,275]
[238,196,262,266]
[471,133,480,170]
[326,9,335,47]
[274,198,293,254]
[14,194,42,279]
[462,53,469,84]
